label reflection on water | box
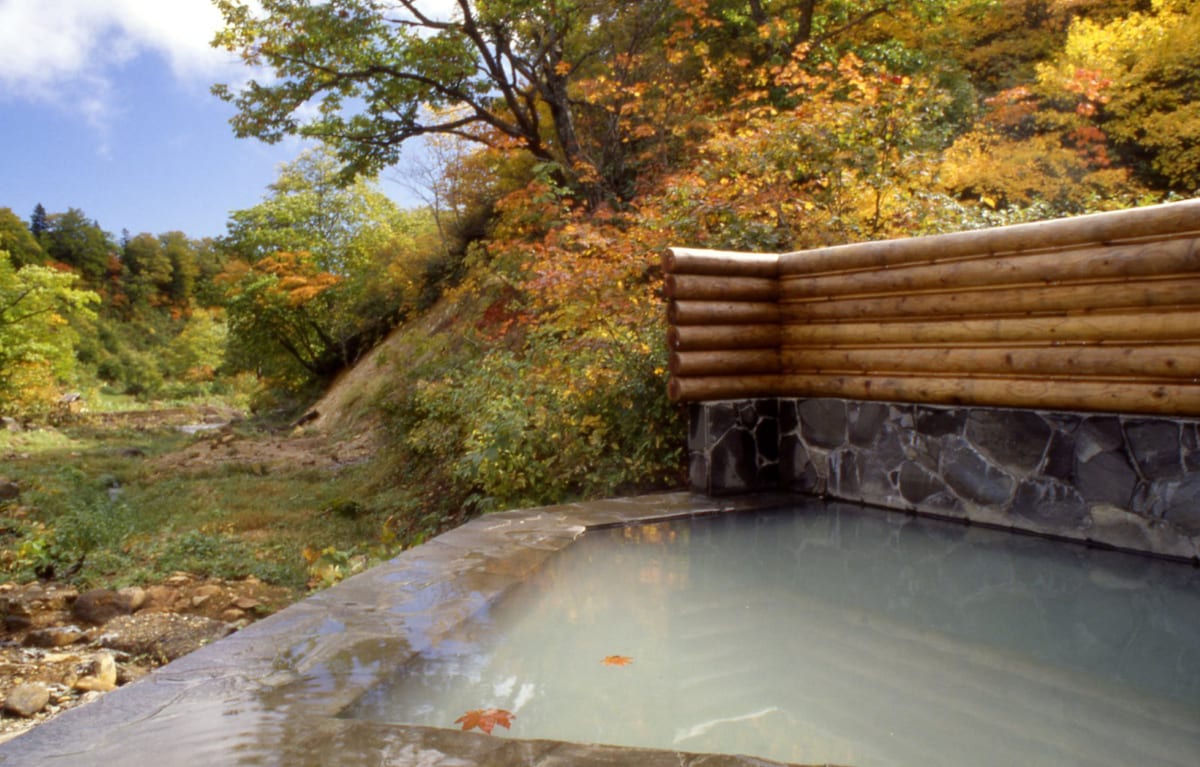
[344,502,1200,766]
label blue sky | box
[0,0,424,240]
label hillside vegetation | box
[3,0,1199,591]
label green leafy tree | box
[220,148,430,387]
[122,232,175,307]
[39,208,116,284]
[212,0,689,201]
[162,231,200,304]
[0,251,99,414]
[163,306,228,385]
[223,148,401,273]
[0,207,44,267]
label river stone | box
[24,626,85,648]
[941,438,1014,507]
[1011,479,1090,529]
[1041,430,1076,481]
[705,402,739,441]
[780,435,822,493]
[3,683,50,717]
[72,588,134,626]
[709,427,756,492]
[846,447,901,499]
[140,584,181,612]
[899,461,948,504]
[778,399,800,437]
[73,652,117,692]
[117,586,146,613]
[847,401,890,447]
[1075,448,1137,508]
[1074,417,1124,462]
[1164,474,1200,535]
[117,664,151,686]
[966,410,1052,474]
[98,613,234,662]
[915,407,966,438]
[835,449,862,496]
[1125,419,1184,480]
[2,583,77,634]
[799,398,847,449]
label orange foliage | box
[454,708,514,735]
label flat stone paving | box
[0,492,811,767]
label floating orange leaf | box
[455,708,514,735]
[602,655,633,666]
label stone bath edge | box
[0,491,811,767]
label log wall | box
[666,200,1200,416]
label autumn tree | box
[220,250,342,386]
[644,45,959,251]
[189,238,230,307]
[907,0,1147,93]
[212,0,689,202]
[80,229,227,398]
[0,250,98,415]
[220,148,431,387]
[1038,0,1200,190]
[934,1,1193,214]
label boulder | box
[72,589,134,626]
[24,626,84,648]
[73,653,117,692]
[117,586,146,613]
[4,683,50,717]
[98,613,234,662]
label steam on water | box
[346,502,1200,767]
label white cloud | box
[0,0,238,99]
[0,0,462,148]
[0,0,249,156]
[0,0,468,96]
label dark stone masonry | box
[689,398,1200,560]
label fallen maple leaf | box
[455,708,514,735]
[602,655,633,666]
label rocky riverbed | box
[0,574,295,744]
[0,404,381,745]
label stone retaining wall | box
[689,398,1200,560]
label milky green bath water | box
[345,503,1200,766]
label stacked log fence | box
[666,199,1200,416]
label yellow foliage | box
[940,130,1137,209]
[1036,0,1200,187]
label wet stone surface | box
[0,492,813,767]
[689,398,1200,560]
[689,400,780,493]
